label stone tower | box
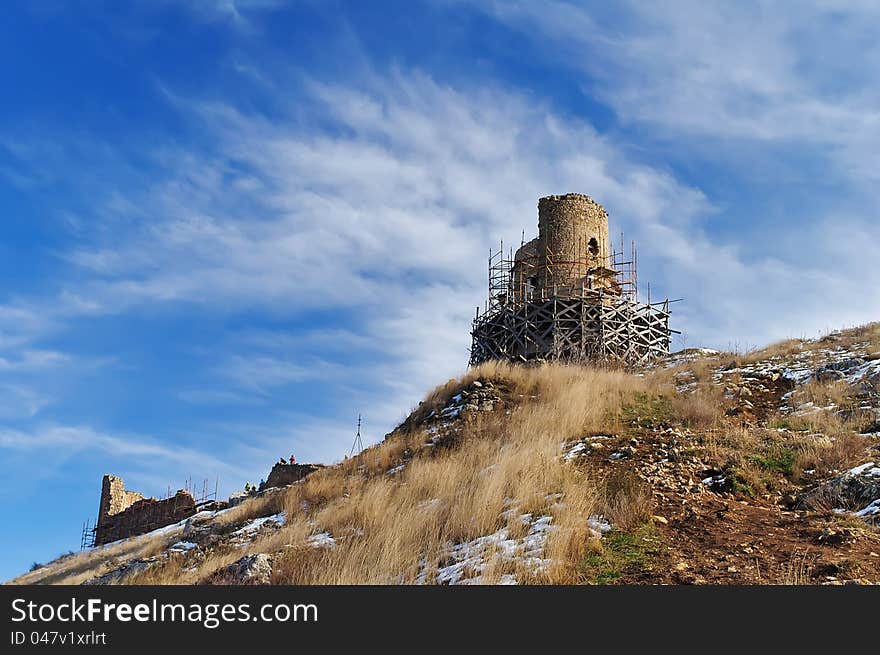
[471,192,672,366]
[512,193,616,301]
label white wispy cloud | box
[216,354,341,392]
[51,68,719,392]
[0,384,51,420]
[0,349,69,370]
[176,388,268,406]
[456,0,880,343]
[0,303,56,350]
[5,39,879,474]
[0,423,250,489]
[162,0,284,27]
[473,1,880,144]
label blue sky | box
[2,0,879,580]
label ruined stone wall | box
[94,475,196,546]
[98,475,145,520]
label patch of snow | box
[855,499,880,517]
[702,475,726,489]
[564,436,612,462]
[424,514,554,585]
[845,358,880,386]
[563,442,587,462]
[440,405,462,419]
[232,512,286,537]
[586,516,612,534]
[307,532,336,548]
[793,402,837,417]
[91,510,216,550]
[664,348,720,368]
[844,462,878,477]
[386,463,406,476]
[169,541,197,553]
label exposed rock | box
[259,463,322,492]
[815,527,857,546]
[228,491,252,507]
[823,358,865,373]
[220,554,273,585]
[84,558,158,585]
[798,462,880,516]
[815,368,845,383]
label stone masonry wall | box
[512,193,613,300]
[94,474,196,546]
[537,193,611,292]
[98,475,145,519]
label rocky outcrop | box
[83,558,159,585]
[219,554,273,584]
[259,463,321,492]
[798,462,880,515]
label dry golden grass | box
[735,322,880,368]
[741,338,807,365]
[18,323,880,586]
[825,322,880,351]
[588,469,654,533]
[125,362,644,585]
[789,379,853,412]
[212,493,282,527]
[775,378,873,436]
[671,384,727,429]
[7,526,177,585]
[778,550,816,585]
[790,432,867,480]
[690,418,869,496]
[690,424,789,495]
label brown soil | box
[578,427,880,585]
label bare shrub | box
[672,386,727,429]
[598,471,653,532]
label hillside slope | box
[9,323,880,585]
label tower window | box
[588,238,599,257]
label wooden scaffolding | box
[470,236,674,367]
